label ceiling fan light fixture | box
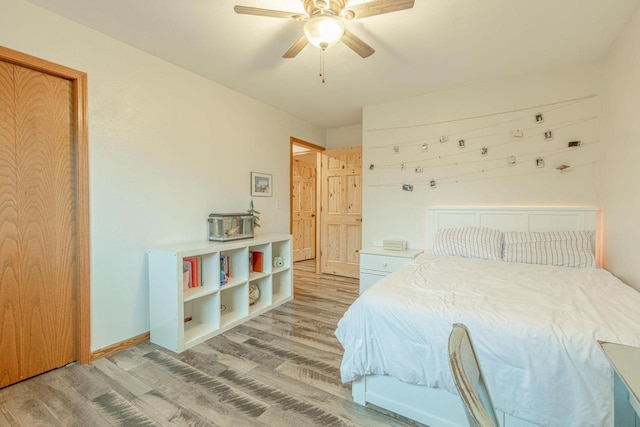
[303,15,345,49]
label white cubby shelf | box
[148,233,293,353]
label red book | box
[252,252,263,273]
[184,257,199,287]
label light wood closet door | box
[320,147,362,278]
[0,60,78,388]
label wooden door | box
[292,157,316,262]
[320,147,362,278]
[0,54,85,388]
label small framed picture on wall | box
[251,172,272,197]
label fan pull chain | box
[320,47,326,83]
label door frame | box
[0,45,91,364]
[290,137,324,273]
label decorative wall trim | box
[91,332,150,361]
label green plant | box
[247,199,261,229]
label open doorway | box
[290,137,324,273]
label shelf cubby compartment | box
[249,243,272,275]
[220,247,249,287]
[183,292,220,348]
[220,282,249,327]
[249,276,272,314]
[272,269,292,305]
[272,239,292,273]
[183,250,220,302]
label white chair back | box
[448,323,500,427]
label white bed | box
[336,207,640,427]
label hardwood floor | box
[0,260,425,427]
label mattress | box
[335,253,640,426]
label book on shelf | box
[183,256,201,288]
[252,251,263,273]
[182,261,191,291]
[220,255,230,285]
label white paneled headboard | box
[425,207,599,251]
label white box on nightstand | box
[359,247,423,294]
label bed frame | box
[352,206,599,427]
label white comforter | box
[335,254,640,427]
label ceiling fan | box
[233,0,415,59]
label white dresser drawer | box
[358,247,423,294]
[360,253,411,273]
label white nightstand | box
[359,247,423,294]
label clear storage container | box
[208,213,254,241]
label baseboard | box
[90,331,150,362]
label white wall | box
[362,63,603,250]
[0,0,325,350]
[326,124,362,149]
[602,7,640,291]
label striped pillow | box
[432,227,503,260]
[503,231,596,268]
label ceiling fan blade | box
[343,0,415,20]
[342,30,375,58]
[283,35,309,58]
[234,5,304,20]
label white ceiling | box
[26,0,639,129]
